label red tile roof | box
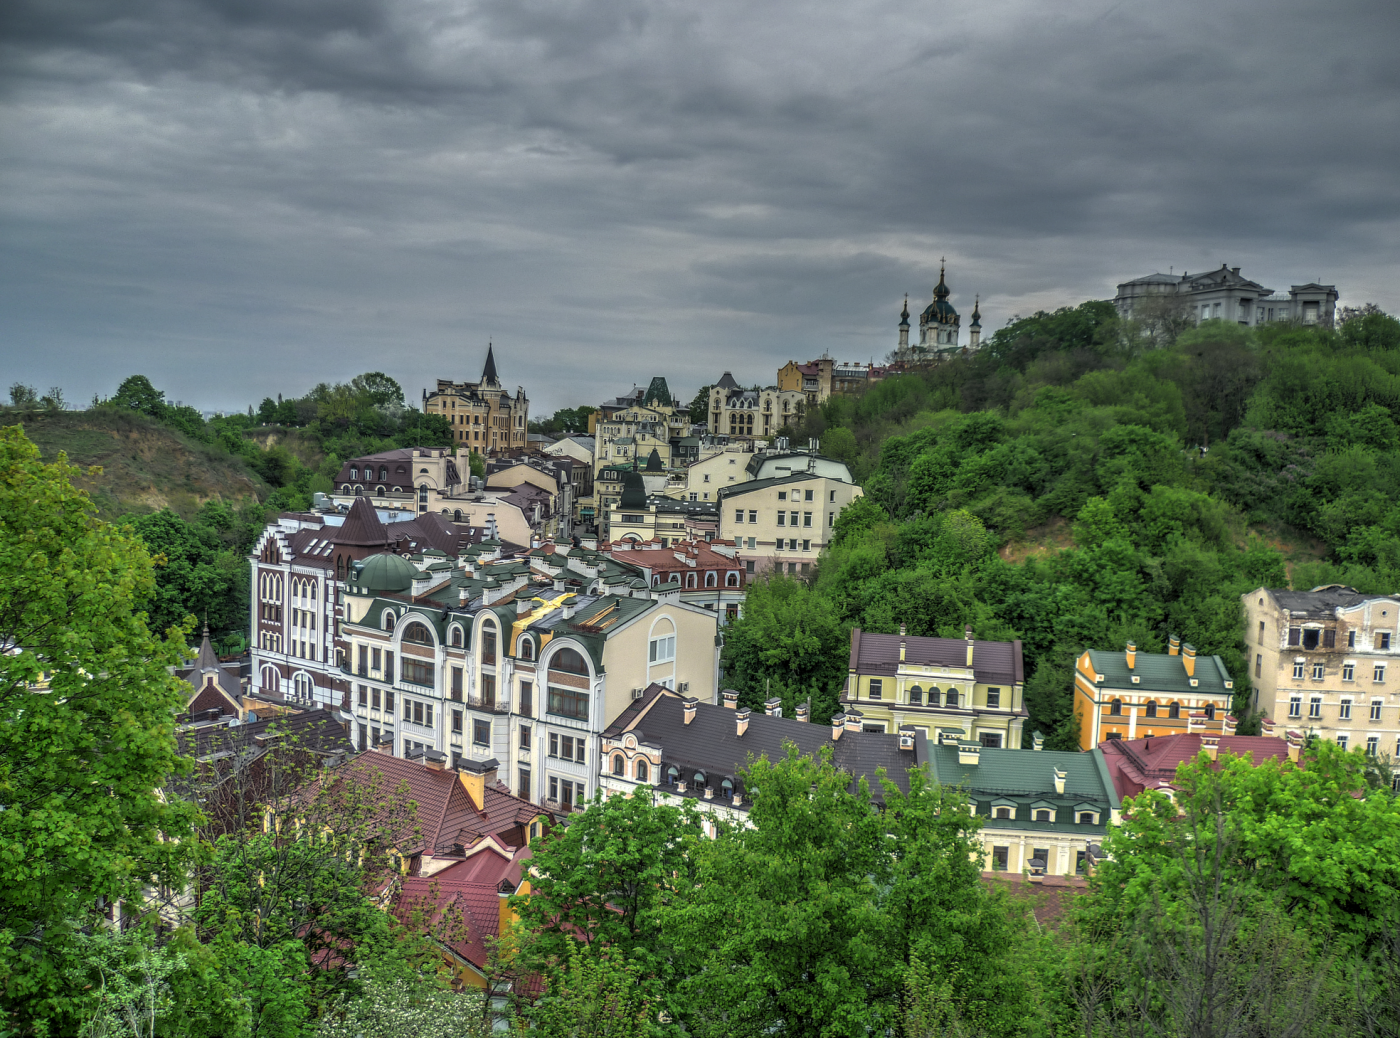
[1099,733,1290,799]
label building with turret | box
[423,345,530,457]
[896,262,982,362]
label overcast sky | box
[2,0,1397,415]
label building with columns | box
[1113,264,1339,328]
[1072,639,1236,751]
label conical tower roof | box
[933,261,950,300]
[193,623,220,673]
[970,295,981,328]
[335,496,388,547]
[899,296,910,328]
[482,343,499,384]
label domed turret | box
[919,260,960,348]
[355,552,418,593]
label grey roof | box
[715,471,825,500]
[1118,272,1183,287]
[715,372,740,392]
[850,629,1023,687]
[1266,585,1396,618]
[604,686,926,801]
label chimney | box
[562,595,576,619]
[900,623,907,662]
[497,877,518,940]
[736,708,751,737]
[1182,644,1197,677]
[965,625,974,667]
[703,783,714,800]
[898,725,916,751]
[1125,641,1136,670]
[517,597,532,616]
[457,756,500,811]
[1286,729,1303,763]
[831,713,846,741]
[1032,731,1044,752]
[722,689,739,710]
[1187,711,1205,733]
[1169,634,1181,656]
[1261,716,1276,738]
[764,697,782,717]
[423,749,448,772]
[1053,767,1066,795]
[796,701,810,724]
[1202,734,1220,761]
[844,711,862,733]
[682,697,698,724]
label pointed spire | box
[194,622,220,674]
[482,342,499,385]
[934,259,950,300]
[899,295,909,326]
[970,294,981,328]
[335,495,389,547]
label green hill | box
[0,409,268,519]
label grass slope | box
[1,410,267,519]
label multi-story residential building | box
[844,625,1026,746]
[927,734,1119,876]
[249,497,465,708]
[599,684,925,833]
[340,545,719,813]
[422,345,530,456]
[743,441,853,484]
[716,471,863,576]
[777,358,889,408]
[486,455,577,540]
[1244,585,1400,783]
[1072,639,1236,751]
[330,448,468,514]
[668,442,757,503]
[706,373,806,440]
[1113,264,1339,328]
[598,538,747,622]
[607,470,720,545]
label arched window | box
[350,466,359,480]
[261,666,279,690]
[1109,698,1123,716]
[635,758,649,783]
[550,647,589,675]
[293,673,313,700]
[1168,702,1181,719]
[612,754,625,776]
[705,572,717,587]
[481,622,497,664]
[726,571,739,587]
[454,509,462,522]
[341,484,351,494]
[666,765,679,786]
[686,573,697,588]
[1145,701,1158,718]
[928,687,942,707]
[945,688,959,708]
[909,685,923,705]
[383,611,396,631]
[379,466,388,481]
[355,486,364,496]
[450,626,463,648]
[403,622,433,645]
[376,486,386,497]
[720,777,734,799]
[519,637,534,661]
[693,771,706,791]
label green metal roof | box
[1086,648,1233,697]
[928,744,1118,834]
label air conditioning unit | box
[678,682,689,693]
[632,687,646,700]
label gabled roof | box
[336,496,389,547]
[1099,733,1290,800]
[849,628,1023,687]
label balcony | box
[468,695,511,715]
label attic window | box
[994,807,1012,819]
[1034,809,1053,822]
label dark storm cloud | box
[1,0,1397,413]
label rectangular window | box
[483,630,497,664]
[991,846,1009,872]
[481,673,496,709]
[828,511,834,527]
[518,768,531,800]
[548,686,590,720]
[649,634,676,664]
[575,739,586,764]
[1309,696,1322,718]
[358,722,367,747]
[1258,620,1265,645]
[734,509,744,523]
[1340,699,1352,719]
[1337,734,1349,750]
[869,679,883,700]
[384,651,394,683]
[402,658,433,686]
[1288,696,1302,718]
[1349,630,1356,648]
[1379,632,1393,650]
[1076,851,1087,875]
[1371,699,1384,721]
[1292,662,1305,679]
[774,538,785,550]
[1367,736,1379,756]
[980,732,1002,748]
[1324,629,1336,648]
[451,667,463,700]
[1376,665,1387,683]
[358,645,368,674]
[1288,628,1300,646]
[1255,654,1262,678]
[777,512,786,526]
[802,511,812,527]
[384,690,393,712]
[474,719,491,746]
[1344,663,1355,681]
[452,710,463,733]
[576,781,587,805]
[358,686,368,707]
[801,539,811,551]
[987,687,1001,709]
[790,511,799,526]
[830,490,836,502]
[549,776,558,801]
[410,700,422,724]
[804,489,814,501]
[748,510,757,523]
[520,724,531,749]
[519,680,533,717]
[548,732,558,757]
[1312,663,1325,680]
[372,647,382,670]
[777,491,787,501]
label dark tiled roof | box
[604,686,926,800]
[336,496,389,547]
[714,372,740,391]
[850,629,1023,687]
[715,471,824,500]
[1265,585,1397,618]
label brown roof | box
[1098,733,1291,800]
[335,496,389,547]
[848,628,1024,686]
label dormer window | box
[994,807,1012,819]
[1034,809,1053,823]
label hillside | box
[0,409,267,519]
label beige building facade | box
[1245,586,1400,784]
[423,346,529,457]
[716,472,862,577]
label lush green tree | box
[686,386,713,426]
[0,426,200,1027]
[315,963,486,1038]
[8,383,38,409]
[519,944,656,1038]
[129,509,248,641]
[112,375,168,419]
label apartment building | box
[707,372,806,440]
[422,345,530,456]
[716,471,863,576]
[1113,264,1339,328]
[1244,585,1400,784]
[1072,639,1237,751]
[844,626,1026,745]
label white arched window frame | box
[383,610,396,631]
